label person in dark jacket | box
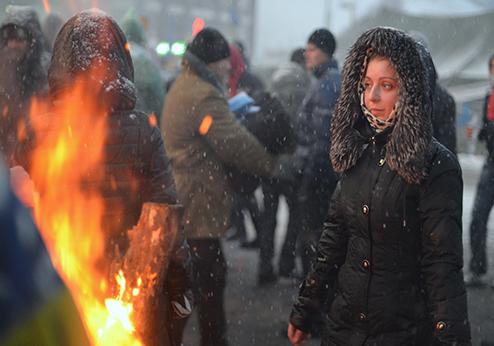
[288,27,471,346]
[466,53,494,287]
[32,10,193,346]
[280,29,341,280]
[411,32,457,154]
[0,5,48,166]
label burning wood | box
[27,67,176,345]
[109,203,181,345]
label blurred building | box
[0,0,256,61]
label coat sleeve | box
[196,93,275,176]
[289,183,348,332]
[145,122,178,205]
[419,157,471,345]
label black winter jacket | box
[227,92,297,193]
[290,27,470,346]
[432,85,457,155]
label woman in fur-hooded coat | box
[288,27,471,346]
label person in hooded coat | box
[36,10,193,346]
[121,9,165,124]
[288,27,470,346]
[0,5,49,167]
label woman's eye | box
[382,83,393,90]
[363,82,371,90]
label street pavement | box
[182,154,494,346]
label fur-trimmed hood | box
[330,27,433,184]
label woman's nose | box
[369,86,380,102]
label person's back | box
[121,10,165,122]
[432,84,457,154]
[46,10,176,242]
[415,40,457,155]
[32,10,192,345]
[270,48,312,123]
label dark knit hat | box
[188,27,230,64]
[308,28,336,57]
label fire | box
[42,0,51,14]
[28,66,142,345]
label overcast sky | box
[252,0,381,64]
[252,0,494,65]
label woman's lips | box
[370,108,384,114]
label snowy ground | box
[182,154,494,346]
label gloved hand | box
[272,146,309,182]
[170,289,194,319]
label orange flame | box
[28,66,142,345]
[42,0,51,14]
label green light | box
[171,41,186,56]
[156,42,170,55]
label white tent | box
[335,5,494,102]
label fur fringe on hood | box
[330,27,433,184]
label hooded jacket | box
[0,5,48,166]
[290,27,470,346]
[41,10,192,345]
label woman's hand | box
[287,322,310,345]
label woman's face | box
[363,57,400,120]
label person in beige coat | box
[161,28,297,346]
